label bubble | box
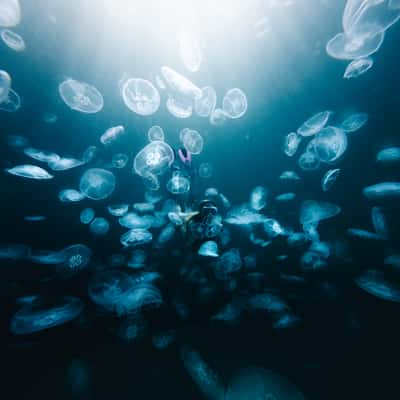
[58,189,85,203]
[340,112,368,132]
[1,28,25,51]
[179,29,202,72]
[112,153,128,168]
[166,171,190,194]
[344,57,373,79]
[222,88,248,119]
[6,164,53,179]
[0,0,21,28]
[198,162,213,178]
[0,69,11,103]
[79,168,116,200]
[321,168,341,192]
[121,78,160,116]
[100,125,125,145]
[198,241,219,257]
[89,217,110,236]
[80,208,95,225]
[194,86,217,117]
[297,111,331,137]
[148,125,164,142]
[180,128,203,154]
[59,79,104,114]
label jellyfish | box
[121,78,160,116]
[58,189,85,203]
[179,29,202,72]
[148,125,164,142]
[156,223,176,247]
[152,330,176,350]
[80,208,95,225]
[222,88,248,119]
[166,172,191,194]
[279,170,301,180]
[6,164,53,179]
[166,95,193,118]
[58,244,92,276]
[0,0,21,28]
[180,128,203,155]
[313,126,348,163]
[82,145,98,163]
[297,110,331,137]
[29,250,65,265]
[344,57,373,79]
[23,147,60,163]
[161,66,202,100]
[275,192,296,202]
[1,29,25,51]
[249,186,267,211]
[198,241,219,257]
[300,200,341,225]
[213,248,242,281]
[0,86,20,112]
[133,140,174,177]
[371,206,388,238]
[48,157,84,171]
[0,69,11,103]
[100,125,125,145]
[89,217,110,236]
[376,147,400,163]
[209,108,228,126]
[283,131,302,156]
[107,204,129,217]
[120,229,153,247]
[363,182,400,200]
[298,151,320,171]
[133,202,155,213]
[59,79,104,114]
[0,243,30,260]
[119,213,152,229]
[127,249,147,269]
[321,168,341,192]
[340,112,368,132]
[198,162,213,178]
[112,153,128,168]
[7,134,28,148]
[42,112,58,124]
[79,168,116,200]
[195,86,217,117]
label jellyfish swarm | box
[79,168,116,200]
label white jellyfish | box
[0,69,11,103]
[222,88,248,119]
[180,128,203,155]
[148,125,164,142]
[0,0,21,28]
[167,171,191,194]
[79,168,116,200]
[1,29,25,51]
[344,57,373,79]
[194,86,217,117]
[297,111,331,137]
[6,164,53,179]
[89,217,110,236]
[100,125,125,145]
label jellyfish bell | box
[0,69,11,103]
[0,0,21,28]
[79,168,116,200]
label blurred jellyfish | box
[0,69,11,103]
[142,172,160,191]
[82,145,98,163]
[127,249,147,269]
[209,108,228,126]
[313,126,348,163]
[283,132,302,156]
[344,57,373,79]
[371,206,388,238]
[48,157,84,171]
[28,249,65,265]
[166,95,193,118]
[148,125,164,142]
[198,241,219,257]
[167,171,191,194]
[300,200,341,225]
[376,147,400,163]
[264,218,285,237]
[0,243,30,260]
[195,86,217,117]
[100,125,125,145]
[59,189,85,203]
[250,186,267,211]
[79,168,116,200]
[134,140,174,177]
[156,223,176,247]
[6,164,53,179]
[117,315,147,343]
[80,208,95,225]
[89,217,110,236]
[42,112,58,124]
[119,213,152,229]
[107,204,129,217]
[321,168,340,192]
[275,192,296,202]
[152,329,176,350]
[179,29,202,72]
[347,228,384,241]
[363,182,400,200]
[298,110,331,137]
[222,88,248,119]
[0,0,21,28]
[198,162,213,178]
[225,205,266,225]
[180,128,203,154]
[120,229,152,247]
[214,248,242,280]
[279,170,301,180]
[1,29,25,51]
[133,202,155,214]
[10,296,84,335]
[340,112,368,133]
[298,151,320,171]
[121,78,160,116]
[23,147,60,163]
[161,66,202,100]
[59,79,104,114]
[112,153,128,168]
[0,87,20,111]
[7,134,28,148]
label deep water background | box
[1,0,400,399]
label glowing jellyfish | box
[198,162,213,178]
[10,296,84,335]
[133,202,154,213]
[363,182,400,200]
[340,112,368,132]
[82,145,98,163]
[156,223,176,247]
[300,200,341,225]
[0,87,20,112]
[1,29,25,51]
[283,132,302,156]
[0,0,21,28]
[167,172,191,194]
[119,213,152,229]
[297,110,331,137]
[214,248,242,280]
[180,128,203,155]
[179,29,202,72]
[100,125,125,145]
[80,208,95,225]
[0,69,11,103]
[166,95,193,118]
[6,164,53,179]
[0,243,30,260]
[279,170,301,180]
[121,78,160,116]
[195,86,217,117]
[321,168,341,192]
[371,206,388,238]
[298,151,320,171]
[142,172,160,191]
[344,57,373,79]
[250,186,267,211]
[198,241,219,257]
[58,189,85,203]
[59,79,103,114]
[120,229,152,247]
[107,204,129,217]
[222,88,248,119]
[23,147,60,163]
[90,217,110,236]
[148,125,164,142]
[210,108,228,126]
[58,244,92,277]
[313,126,348,163]
[376,147,400,163]
[112,153,128,169]
[48,157,84,171]
[128,249,147,269]
[134,140,174,177]
[161,66,202,100]
[79,168,116,200]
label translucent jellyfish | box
[156,223,176,247]
[214,248,242,280]
[248,292,288,313]
[161,66,202,100]
[205,187,219,197]
[1,29,25,51]
[112,153,128,168]
[179,29,202,72]
[107,204,129,217]
[10,296,84,335]
[180,345,224,400]
[300,200,341,225]
[7,134,28,148]
[79,168,116,200]
[209,108,228,126]
[58,189,85,203]
[225,205,266,225]
[273,313,302,329]
[89,217,110,236]
[167,172,191,194]
[29,250,64,265]
[344,57,373,79]
[127,249,147,269]
[298,111,331,137]
[100,125,125,145]
[322,168,341,192]
[0,243,29,260]
[142,172,160,191]
[59,79,104,114]
[180,128,203,154]
[119,213,152,229]
[250,186,267,211]
[6,164,53,179]
[198,162,213,178]
[363,182,400,200]
[133,202,155,214]
[120,229,152,247]
[313,126,348,163]
[0,87,20,111]
[340,112,368,132]
[279,170,301,180]
[121,78,160,116]
[211,302,242,325]
[371,206,388,238]
[298,151,320,171]
[134,140,174,177]
[148,125,164,142]
[198,241,219,257]
[80,208,95,225]
[0,0,20,28]
[376,147,400,163]
[166,95,193,118]
[264,218,285,238]
[0,69,11,103]
[275,192,296,202]
[222,88,248,119]
[152,330,176,350]
[283,132,302,157]
[23,147,60,163]
[48,157,84,171]
[57,244,91,277]
[355,270,400,303]
[194,86,217,117]
[42,112,58,124]
[82,145,98,163]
